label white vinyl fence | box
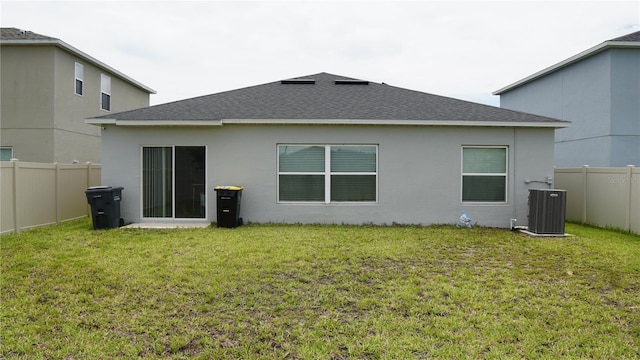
[554,166,639,234]
[1,160,101,234]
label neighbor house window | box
[462,146,507,202]
[100,74,111,111]
[74,62,84,96]
[0,147,13,161]
[278,144,377,203]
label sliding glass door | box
[143,147,173,217]
[142,146,206,219]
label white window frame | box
[74,62,84,96]
[100,74,111,111]
[461,146,508,204]
[277,144,378,204]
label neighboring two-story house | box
[1,28,155,163]
[494,31,640,167]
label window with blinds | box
[100,74,111,111]
[462,146,507,202]
[74,62,84,96]
[278,144,377,203]
[142,147,173,217]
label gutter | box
[86,119,222,126]
[86,118,569,128]
[224,119,569,128]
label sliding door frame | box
[140,145,208,221]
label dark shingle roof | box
[610,30,640,42]
[100,72,565,125]
[0,27,58,41]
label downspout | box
[582,165,588,223]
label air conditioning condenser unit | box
[528,189,566,235]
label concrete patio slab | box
[122,222,211,229]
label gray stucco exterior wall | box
[499,48,640,167]
[610,49,640,165]
[101,124,555,228]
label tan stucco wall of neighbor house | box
[1,46,56,162]
[100,124,556,228]
[1,44,152,163]
[50,47,151,163]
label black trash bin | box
[85,186,124,229]
[214,185,243,228]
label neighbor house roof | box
[1,27,156,94]
[494,30,640,95]
[610,30,640,42]
[87,72,568,128]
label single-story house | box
[87,72,569,228]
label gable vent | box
[335,79,369,85]
[281,79,315,84]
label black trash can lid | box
[86,186,124,192]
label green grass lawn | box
[2,219,639,359]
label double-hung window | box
[74,62,84,96]
[462,146,507,202]
[100,74,111,111]
[278,144,377,203]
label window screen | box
[278,144,377,203]
[462,147,507,202]
[278,145,325,202]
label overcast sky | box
[2,1,639,106]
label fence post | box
[625,165,634,232]
[11,159,20,234]
[55,162,61,225]
[582,165,588,224]
[86,162,92,216]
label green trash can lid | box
[215,185,244,191]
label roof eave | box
[86,118,569,128]
[1,39,156,94]
[494,41,640,95]
[85,119,222,126]
[224,119,570,128]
